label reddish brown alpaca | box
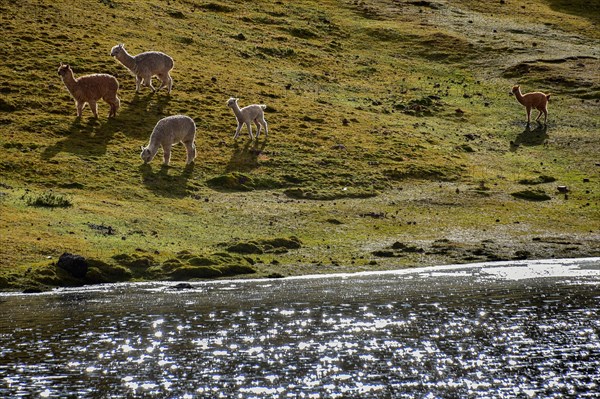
[511,85,550,125]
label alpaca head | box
[226,97,238,108]
[111,44,125,57]
[140,146,153,163]
[57,63,71,77]
[511,85,521,95]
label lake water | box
[1,258,599,398]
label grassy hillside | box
[0,0,598,290]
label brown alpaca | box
[511,85,550,125]
[57,64,120,118]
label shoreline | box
[3,255,599,295]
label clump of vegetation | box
[23,191,72,208]
[223,236,302,254]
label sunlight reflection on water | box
[1,258,599,398]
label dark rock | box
[23,287,43,294]
[173,282,193,290]
[57,252,89,278]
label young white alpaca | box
[57,64,120,118]
[141,115,196,165]
[226,97,269,140]
[111,43,174,94]
[511,85,551,125]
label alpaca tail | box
[260,104,267,110]
[546,94,551,101]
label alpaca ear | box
[141,145,144,151]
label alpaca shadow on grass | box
[115,92,172,140]
[139,162,195,198]
[510,124,548,151]
[41,117,119,160]
[225,139,268,173]
[130,91,172,115]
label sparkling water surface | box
[1,258,599,398]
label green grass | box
[0,0,598,290]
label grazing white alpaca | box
[141,115,196,165]
[511,85,551,125]
[57,63,120,118]
[226,97,269,140]
[111,43,174,94]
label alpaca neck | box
[116,48,136,71]
[147,138,161,153]
[230,103,242,118]
[61,70,78,92]
[514,88,526,105]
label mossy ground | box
[0,0,598,291]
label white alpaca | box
[141,115,196,165]
[57,63,120,118]
[111,43,174,94]
[226,97,269,140]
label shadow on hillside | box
[510,124,548,150]
[41,91,170,160]
[545,0,600,25]
[41,117,119,159]
[117,92,172,139]
[139,163,194,198]
[225,139,268,173]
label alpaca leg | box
[135,76,142,92]
[167,75,173,94]
[146,76,156,92]
[163,145,171,165]
[76,101,84,117]
[261,118,268,137]
[535,110,542,122]
[89,101,98,118]
[105,96,119,117]
[185,142,196,164]
[246,122,254,140]
[234,123,243,139]
[526,107,531,124]
[113,96,120,117]
[254,119,261,138]
[543,107,548,124]
[156,74,166,92]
